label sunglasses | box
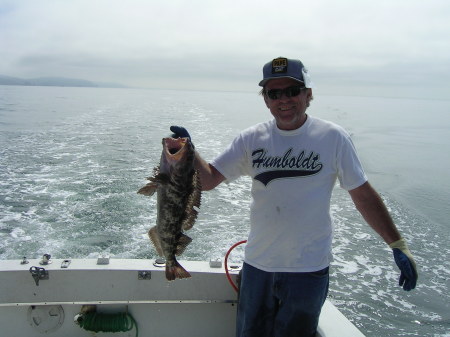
[266,85,306,100]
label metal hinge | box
[29,266,49,286]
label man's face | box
[263,78,312,131]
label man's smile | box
[278,105,295,111]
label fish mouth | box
[163,137,190,160]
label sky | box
[1,0,449,99]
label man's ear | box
[306,89,313,107]
[263,94,270,108]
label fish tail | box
[165,260,191,281]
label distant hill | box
[0,75,127,88]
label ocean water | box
[0,85,449,336]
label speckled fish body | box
[138,137,201,280]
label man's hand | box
[389,238,418,291]
[170,126,191,140]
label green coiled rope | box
[77,311,138,337]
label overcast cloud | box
[1,0,449,98]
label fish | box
[138,137,201,280]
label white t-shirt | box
[211,116,367,272]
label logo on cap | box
[272,57,288,74]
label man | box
[171,57,418,337]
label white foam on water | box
[333,258,360,274]
[10,227,31,241]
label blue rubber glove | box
[389,238,418,291]
[170,126,191,140]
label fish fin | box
[175,234,192,256]
[152,166,160,176]
[166,261,191,281]
[182,170,202,230]
[137,167,170,196]
[137,182,158,196]
[192,169,202,207]
[150,173,171,184]
[148,226,164,256]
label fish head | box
[160,137,195,173]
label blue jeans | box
[236,263,329,337]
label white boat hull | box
[0,258,364,336]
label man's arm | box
[348,181,401,244]
[195,152,226,191]
[349,181,418,291]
